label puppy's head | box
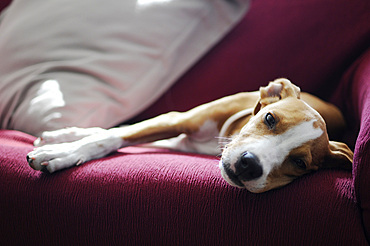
[219,78,353,193]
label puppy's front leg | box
[27,92,257,173]
[27,114,191,173]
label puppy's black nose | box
[235,152,263,181]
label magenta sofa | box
[1,0,369,245]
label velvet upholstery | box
[1,0,369,244]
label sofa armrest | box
[333,48,370,240]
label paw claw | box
[41,162,49,166]
[26,155,35,162]
[27,155,35,169]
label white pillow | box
[0,0,249,136]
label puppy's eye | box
[264,113,276,129]
[293,158,306,169]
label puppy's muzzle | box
[223,152,263,187]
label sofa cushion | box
[0,130,368,245]
[0,0,249,136]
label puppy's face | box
[219,79,353,193]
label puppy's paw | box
[35,127,106,147]
[28,133,124,173]
[27,142,85,173]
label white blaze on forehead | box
[225,119,324,191]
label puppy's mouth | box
[219,161,245,188]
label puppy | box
[27,79,353,193]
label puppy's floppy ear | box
[320,141,353,170]
[253,78,301,115]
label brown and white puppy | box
[27,78,353,193]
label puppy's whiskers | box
[216,136,232,157]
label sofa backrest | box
[0,1,10,12]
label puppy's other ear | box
[254,78,301,115]
[321,141,353,170]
